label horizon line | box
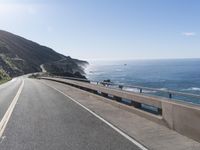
[84,57,200,62]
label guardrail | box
[43,75,200,103]
[97,82,200,104]
[39,76,200,143]
[40,76,163,113]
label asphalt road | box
[0,78,22,121]
[0,78,141,150]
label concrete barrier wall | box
[42,77,162,108]
[40,77,200,142]
[162,101,200,142]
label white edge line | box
[0,79,24,137]
[42,81,148,150]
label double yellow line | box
[0,79,24,137]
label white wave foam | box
[123,87,156,93]
[183,87,200,91]
[143,90,157,93]
[158,88,168,91]
[123,87,138,92]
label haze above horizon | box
[0,0,199,61]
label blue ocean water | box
[85,59,200,104]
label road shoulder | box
[41,79,200,150]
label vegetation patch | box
[0,69,11,84]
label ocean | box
[85,59,200,105]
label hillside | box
[0,30,88,78]
[0,68,10,84]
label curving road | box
[0,77,141,150]
[40,64,47,73]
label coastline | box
[85,59,200,104]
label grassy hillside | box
[0,69,10,84]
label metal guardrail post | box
[169,93,172,99]
[119,85,123,90]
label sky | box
[0,0,199,61]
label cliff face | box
[0,30,88,78]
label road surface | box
[0,77,141,150]
[40,64,47,73]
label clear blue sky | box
[0,0,199,60]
